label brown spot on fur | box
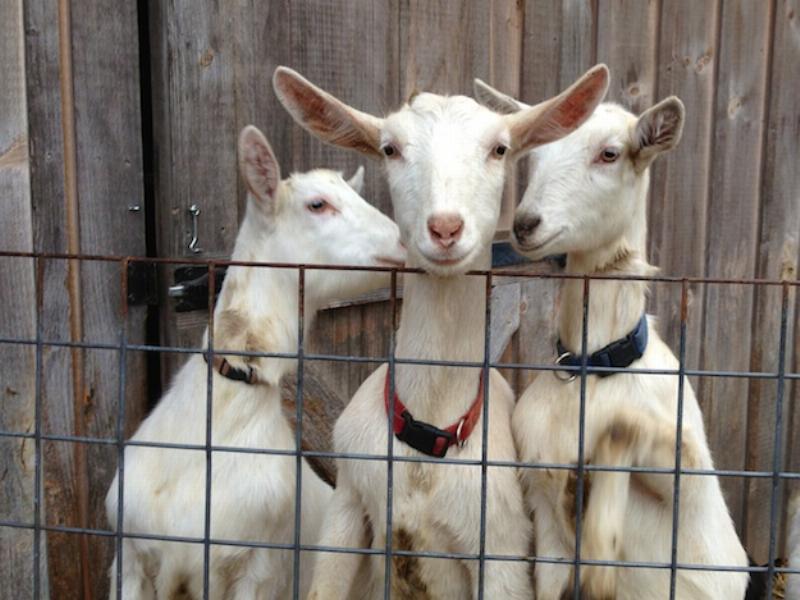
[391,528,431,600]
[217,550,254,597]
[631,472,665,503]
[407,463,432,492]
[559,584,614,600]
[563,468,592,534]
[363,510,374,548]
[215,308,247,351]
[170,579,192,600]
[607,418,638,447]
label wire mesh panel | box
[0,250,798,599]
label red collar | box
[383,368,485,458]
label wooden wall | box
[1,1,798,596]
[3,1,149,598]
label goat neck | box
[558,203,651,356]
[205,199,320,389]
[393,247,490,426]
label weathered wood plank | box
[0,0,37,596]
[21,0,78,596]
[747,0,800,562]
[557,0,597,89]
[150,0,242,379]
[700,0,772,543]
[489,0,524,233]
[647,0,718,377]
[289,0,399,216]
[20,0,150,596]
[595,0,659,114]
[514,1,595,390]
[400,0,487,96]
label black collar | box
[556,315,648,379]
[202,353,257,385]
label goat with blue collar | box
[475,80,749,600]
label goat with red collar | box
[274,64,609,599]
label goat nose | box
[427,213,464,249]
[513,214,541,243]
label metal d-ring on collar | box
[554,353,578,382]
[455,417,467,448]
[553,314,649,382]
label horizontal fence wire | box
[1,251,798,599]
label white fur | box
[476,87,748,599]
[273,64,609,599]
[788,492,800,600]
[104,126,405,599]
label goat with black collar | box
[476,80,748,600]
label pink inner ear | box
[551,69,607,128]
[249,143,278,197]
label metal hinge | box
[126,262,159,306]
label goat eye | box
[492,144,508,159]
[382,144,399,158]
[599,148,620,163]
[306,199,328,213]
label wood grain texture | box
[0,0,37,596]
[289,0,399,216]
[515,1,595,393]
[647,0,718,375]
[595,0,659,114]
[489,0,524,232]
[747,0,800,561]
[19,0,150,597]
[149,0,243,379]
[21,1,77,596]
[699,0,772,537]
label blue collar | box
[556,315,648,378]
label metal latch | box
[168,265,227,312]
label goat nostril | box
[427,214,465,246]
[514,215,542,241]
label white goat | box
[273,64,609,599]
[105,125,406,599]
[788,492,800,600]
[476,81,749,600]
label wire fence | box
[1,250,799,599]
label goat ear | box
[238,125,281,208]
[346,165,365,195]
[505,64,609,155]
[273,66,384,159]
[632,96,685,172]
[473,78,529,114]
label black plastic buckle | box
[395,412,454,458]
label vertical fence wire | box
[114,259,130,599]
[384,269,398,599]
[32,257,44,599]
[477,272,493,600]
[668,278,689,599]
[202,262,217,599]
[572,275,591,599]
[292,266,306,599]
[766,282,790,599]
